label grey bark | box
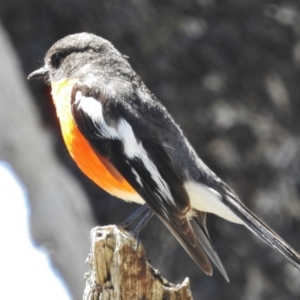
[0,24,96,300]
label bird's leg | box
[120,203,150,229]
[133,208,155,235]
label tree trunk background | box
[1,1,300,300]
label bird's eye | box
[51,52,64,68]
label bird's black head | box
[28,32,127,82]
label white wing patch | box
[75,92,173,203]
[184,181,243,224]
[75,91,119,138]
[117,118,174,203]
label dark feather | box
[223,193,300,271]
[70,84,227,277]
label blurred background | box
[1,1,300,299]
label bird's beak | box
[28,66,49,80]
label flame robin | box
[29,33,300,281]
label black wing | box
[70,82,229,280]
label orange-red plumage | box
[51,79,137,198]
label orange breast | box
[51,79,137,199]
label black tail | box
[223,194,300,270]
[192,213,229,281]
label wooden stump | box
[83,225,193,300]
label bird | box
[28,32,300,281]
